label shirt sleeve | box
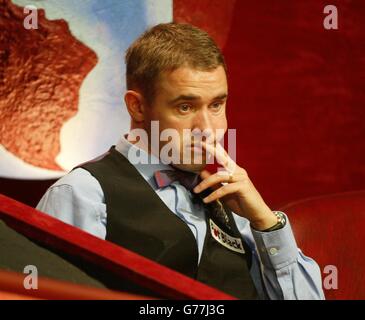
[36,168,107,240]
[233,212,325,300]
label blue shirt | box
[36,135,325,300]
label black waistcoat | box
[79,147,258,299]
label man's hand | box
[193,141,278,231]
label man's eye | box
[178,104,191,113]
[210,102,222,111]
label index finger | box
[201,141,236,174]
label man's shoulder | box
[49,168,104,200]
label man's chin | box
[171,162,206,174]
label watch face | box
[274,211,286,227]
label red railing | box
[0,194,235,300]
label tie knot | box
[154,169,200,192]
[154,169,231,228]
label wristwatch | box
[261,211,287,232]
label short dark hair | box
[125,22,226,104]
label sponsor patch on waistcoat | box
[209,219,245,254]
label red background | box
[176,0,365,207]
[1,0,364,209]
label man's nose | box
[192,109,213,132]
[191,110,215,142]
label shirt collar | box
[115,134,174,188]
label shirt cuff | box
[250,213,299,270]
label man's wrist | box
[251,211,286,232]
[250,210,278,231]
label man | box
[37,23,325,300]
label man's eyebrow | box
[212,93,228,100]
[168,93,228,104]
[168,94,201,104]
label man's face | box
[144,66,228,172]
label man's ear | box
[124,90,146,123]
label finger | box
[199,169,212,180]
[201,141,236,173]
[199,169,222,191]
[194,171,242,193]
[202,182,240,203]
